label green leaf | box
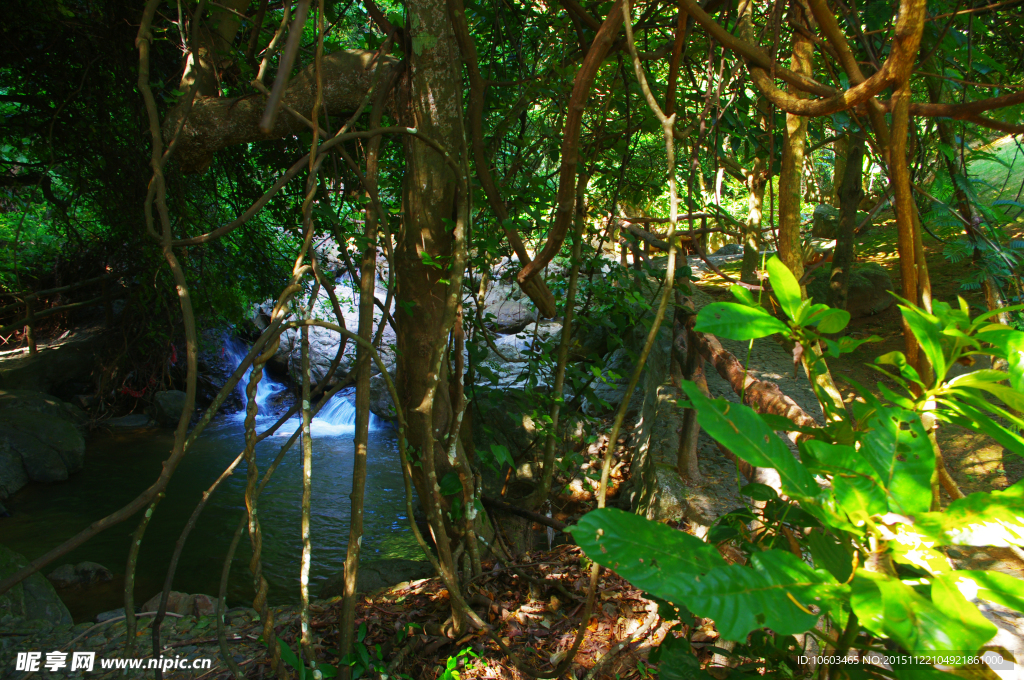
[489,443,514,468]
[915,480,1024,547]
[1005,329,1024,392]
[806,529,852,583]
[656,635,711,680]
[278,638,303,677]
[683,550,845,641]
[851,572,992,654]
[694,302,789,340]
[680,382,820,500]
[814,308,851,334]
[875,351,923,388]
[766,256,803,321]
[937,398,1024,458]
[945,570,1024,613]
[860,406,935,515]
[438,472,462,497]
[804,440,887,522]
[898,304,947,385]
[571,509,728,605]
[740,483,778,501]
[729,284,758,307]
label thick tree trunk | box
[170,50,399,173]
[394,0,470,583]
[827,131,865,309]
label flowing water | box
[2,339,417,623]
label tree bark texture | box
[827,131,865,310]
[395,0,467,546]
[830,134,848,208]
[169,50,399,173]
[776,17,813,290]
[742,155,766,284]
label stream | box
[2,339,419,623]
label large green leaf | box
[851,572,993,654]
[694,302,789,340]
[571,508,727,602]
[915,480,1024,547]
[813,308,851,334]
[1006,329,1024,392]
[806,529,853,582]
[804,440,887,522]
[899,304,947,386]
[681,382,819,499]
[937,398,1024,458]
[942,570,1024,613]
[766,256,803,321]
[683,550,846,642]
[860,406,935,515]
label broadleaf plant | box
[572,256,1024,678]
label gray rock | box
[811,204,840,238]
[95,608,125,623]
[646,464,692,522]
[480,281,538,334]
[369,368,397,421]
[141,591,218,616]
[0,437,29,500]
[275,325,353,387]
[152,390,189,427]
[807,261,894,318]
[712,243,744,256]
[0,390,87,427]
[47,561,114,589]
[0,391,86,497]
[0,544,73,627]
[0,328,106,394]
[0,407,86,488]
[103,414,155,430]
[319,559,433,599]
[582,347,644,417]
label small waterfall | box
[295,390,384,436]
[223,336,288,415]
[222,336,383,436]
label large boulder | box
[319,559,433,599]
[0,544,73,626]
[811,204,840,238]
[0,391,86,498]
[582,347,644,417]
[480,280,537,334]
[274,325,354,386]
[807,261,894,318]
[712,243,744,256]
[151,390,189,427]
[46,561,114,590]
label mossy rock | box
[807,261,894,318]
[0,544,73,626]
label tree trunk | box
[827,131,865,309]
[777,20,812,290]
[394,0,470,593]
[742,155,766,284]
[830,134,848,208]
